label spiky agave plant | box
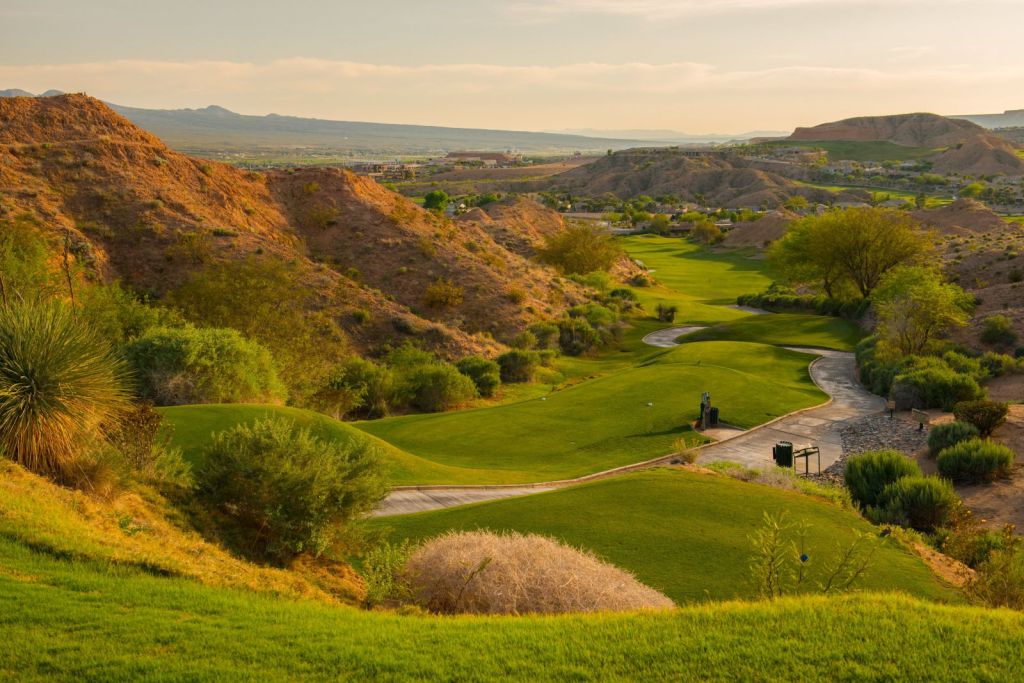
[0,299,131,478]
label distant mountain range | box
[549,128,790,144]
[952,110,1024,129]
[0,89,658,156]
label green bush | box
[405,364,478,412]
[892,363,983,411]
[455,356,501,398]
[874,475,959,532]
[953,400,1009,438]
[927,421,979,458]
[108,402,192,487]
[125,325,286,406]
[557,317,601,356]
[198,418,386,563]
[496,350,537,383]
[527,322,560,350]
[980,314,1018,347]
[844,450,922,509]
[314,357,395,419]
[937,439,1014,483]
[979,352,1019,378]
[509,330,537,350]
[539,225,622,275]
[422,278,464,309]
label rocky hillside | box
[549,149,831,208]
[0,95,593,357]
[788,113,1024,176]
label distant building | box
[441,151,522,167]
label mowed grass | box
[616,236,773,325]
[159,404,488,484]
[373,469,956,604]
[678,313,865,351]
[770,140,940,162]
[2,536,1021,682]
[356,342,826,484]
[795,180,953,208]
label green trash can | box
[773,441,793,467]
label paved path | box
[373,333,883,517]
[641,326,705,347]
[695,348,885,470]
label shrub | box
[937,439,1014,483]
[422,278,464,308]
[954,400,1009,437]
[927,421,979,457]
[979,352,1018,378]
[873,475,959,532]
[539,225,623,275]
[404,364,478,412]
[557,317,600,356]
[980,314,1018,347]
[125,325,286,406]
[0,300,130,480]
[313,357,394,419]
[509,330,537,350]
[361,540,415,607]
[967,545,1024,609]
[891,364,983,411]
[844,450,921,509]
[108,402,192,487]
[455,356,501,398]
[403,530,673,614]
[496,350,537,383]
[528,322,560,350]
[198,418,387,563]
[655,303,678,323]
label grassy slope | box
[617,235,773,324]
[373,469,955,604]
[159,404,486,484]
[795,180,954,208]
[3,536,1018,681]
[357,342,825,484]
[678,313,865,351]
[770,140,940,162]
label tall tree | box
[871,266,973,356]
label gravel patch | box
[814,414,932,484]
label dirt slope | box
[551,149,806,208]
[930,135,1024,176]
[0,95,593,356]
[721,210,797,247]
[789,113,983,147]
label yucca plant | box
[0,299,131,478]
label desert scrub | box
[0,299,131,481]
[198,418,387,563]
[937,439,1014,484]
[844,450,921,509]
[404,530,673,614]
[422,278,463,308]
[927,421,979,457]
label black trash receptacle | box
[773,441,794,467]
[709,406,720,426]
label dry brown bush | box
[404,530,674,615]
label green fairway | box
[373,469,956,604]
[678,313,865,351]
[1,535,1019,682]
[356,342,826,484]
[769,140,940,162]
[615,235,773,325]
[795,180,953,208]
[159,404,489,484]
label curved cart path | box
[373,334,883,517]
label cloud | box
[1,58,1020,131]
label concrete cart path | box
[694,347,885,471]
[372,335,882,517]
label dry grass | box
[404,530,675,615]
[0,460,364,604]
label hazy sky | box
[2,0,1022,133]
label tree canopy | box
[770,208,933,298]
[871,266,973,357]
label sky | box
[1,0,1023,134]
